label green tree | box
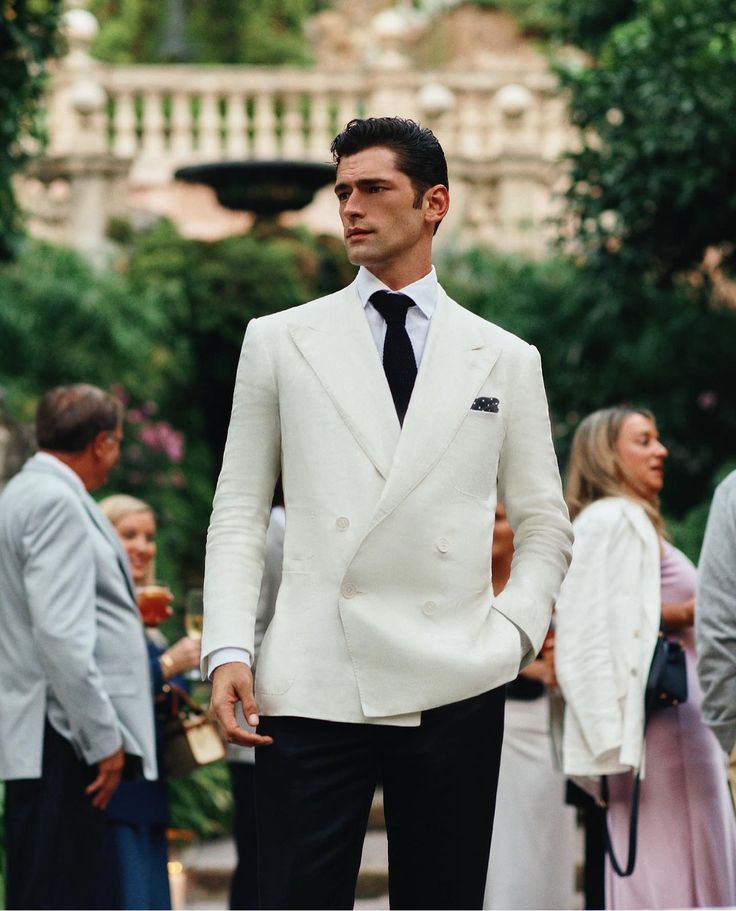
[0,0,63,261]
[439,248,736,558]
[88,0,328,64]
[551,0,736,281]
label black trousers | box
[4,723,105,910]
[228,760,259,910]
[255,687,505,910]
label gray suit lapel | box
[367,290,502,531]
[24,456,139,605]
[288,285,400,480]
[80,495,138,604]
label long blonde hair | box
[565,406,665,535]
[99,493,156,583]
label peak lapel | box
[288,286,400,480]
[368,290,502,529]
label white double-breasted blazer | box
[202,281,573,725]
[555,497,661,775]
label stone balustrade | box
[21,4,575,257]
[46,61,569,184]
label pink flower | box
[138,422,185,463]
[127,408,144,424]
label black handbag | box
[602,628,688,877]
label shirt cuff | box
[206,646,252,680]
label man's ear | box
[425,184,450,228]
[90,430,109,459]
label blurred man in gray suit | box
[0,384,157,910]
[697,470,736,802]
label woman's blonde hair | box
[99,494,156,583]
[565,406,664,535]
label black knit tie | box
[369,290,417,425]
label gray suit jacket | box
[697,470,736,752]
[0,455,157,780]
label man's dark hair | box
[331,117,449,207]
[36,384,122,453]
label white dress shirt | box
[206,266,438,679]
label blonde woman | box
[95,494,199,910]
[555,406,736,908]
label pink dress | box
[605,540,736,908]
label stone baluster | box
[458,90,483,159]
[141,90,165,157]
[198,91,222,158]
[170,90,194,159]
[335,93,358,138]
[224,92,248,158]
[281,93,304,160]
[306,90,331,161]
[111,90,138,158]
[253,91,279,159]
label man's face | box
[334,146,433,281]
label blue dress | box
[95,640,175,910]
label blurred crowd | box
[2,384,736,911]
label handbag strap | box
[603,622,663,878]
[601,771,642,877]
[164,682,206,718]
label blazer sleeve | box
[696,473,736,752]
[23,493,123,765]
[202,317,282,676]
[494,343,574,660]
[554,507,630,760]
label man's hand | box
[86,746,125,810]
[210,662,274,747]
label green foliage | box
[88,0,328,64]
[167,760,233,838]
[439,248,736,544]
[0,242,173,417]
[552,0,736,281]
[0,0,63,261]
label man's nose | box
[343,193,364,218]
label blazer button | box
[336,516,350,531]
[436,537,450,553]
[342,582,357,599]
[422,601,437,616]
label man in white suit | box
[203,117,573,909]
[0,384,157,910]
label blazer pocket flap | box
[102,671,137,696]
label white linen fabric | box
[555,496,660,776]
[202,280,572,725]
[484,695,577,910]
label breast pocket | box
[102,671,137,696]
[449,411,503,501]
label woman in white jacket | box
[555,406,736,909]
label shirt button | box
[342,582,357,599]
[633,629,641,638]
[422,601,437,616]
[436,537,450,553]
[336,516,350,531]
[630,668,637,677]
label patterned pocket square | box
[471,397,500,413]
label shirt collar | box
[356,266,438,320]
[34,452,86,496]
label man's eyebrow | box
[334,177,394,194]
